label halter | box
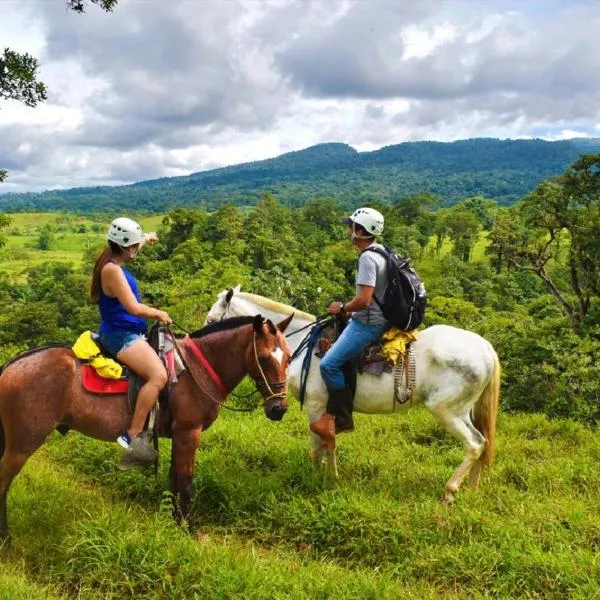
[251,332,288,404]
[169,326,288,412]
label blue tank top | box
[98,264,147,334]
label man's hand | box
[326,301,345,315]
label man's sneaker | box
[116,432,132,449]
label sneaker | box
[118,432,157,471]
[117,432,132,449]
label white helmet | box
[107,217,143,247]
[342,207,384,236]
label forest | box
[2,137,600,213]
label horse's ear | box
[233,284,241,293]
[276,313,294,333]
[225,288,234,303]
[253,314,264,333]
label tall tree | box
[488,154,600,331]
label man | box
[312,207,388,437]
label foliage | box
[2,156,600,427]
[0,48,47,108]
[488,154,600,330]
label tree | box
[488,155,600,331]
[36,224,56,251]
[0,213,11,248]
[1,0,118,182]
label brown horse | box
[0,314,293,542]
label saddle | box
[74,328,179,398]
[316,320,418,406]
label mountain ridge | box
[2,137,600,212]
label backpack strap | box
[360,245,390,311]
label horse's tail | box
[472,349,500,468]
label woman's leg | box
[117,339,168,439]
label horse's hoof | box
[441,492,456,505]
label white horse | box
[206,286,500,503]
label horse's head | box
[205,286,240,324]
[247,313,293,421]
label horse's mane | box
[190,316,258,339]
[236,292,316,323]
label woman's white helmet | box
[342,207,384,236]
[107,217,143,247]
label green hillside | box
[2,137,600,213]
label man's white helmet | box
[107,217,143,247]
[342,207,384,236]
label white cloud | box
[0,0,599,193]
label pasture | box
[1,402,600,599]
[0,213,166,277]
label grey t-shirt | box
[353,242,388,325]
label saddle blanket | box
[80,335,182,395]
[81,364,129,394]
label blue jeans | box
[320,318,387,390]
[98,330,146,356]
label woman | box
[91,217,172,466]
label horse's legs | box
[309,418,338,477]
[170,427,201,530]
[428,407,486,503]
[0,449,37,543]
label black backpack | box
[363,246,427,330]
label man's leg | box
[317,319,386,433]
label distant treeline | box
[2,137,600,213]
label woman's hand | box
[155,310,173,325]
[143,232,159,245]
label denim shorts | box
[98,330,146,357]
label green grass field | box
[1,404,600,599]
[0,213,167,277]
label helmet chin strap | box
[122,246,137,259]
[351,222,372,241]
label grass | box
[0,213,167,276]
[2,405,600,598]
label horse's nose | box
[266,401,288,421]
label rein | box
[166,325,286,413]
[285,314,332,339]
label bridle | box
[168,325,288,412]
[251,332,288,404]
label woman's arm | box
[101,263,171,322]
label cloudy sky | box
[1,0,599,193]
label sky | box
[1,0,599,194]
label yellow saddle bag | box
[72,331,123,379]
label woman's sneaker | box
[118,432,157,471]
[116,432,132,449]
